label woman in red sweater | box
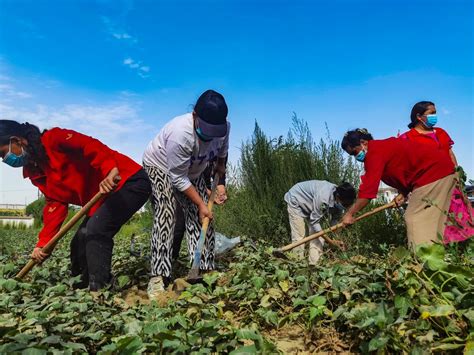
[0,120,151,290]
[399,101,473,243]
[399,101,457,164]
[341,128,456,247]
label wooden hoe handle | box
[16,192,104,279]
[279,200,397,253]
[189,173,220,275]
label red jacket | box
[23,128,142,247]
[399,127,454,152]
[358,138,455,199]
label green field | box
[1,226,473,353]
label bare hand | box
[31,247,49,263]
[394,194,406,207]
[198,203,213,223]
[100,167,121,194]
[342,213,356,227]
[215,185,227,205]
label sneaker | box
[147,276,165,299]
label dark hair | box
[341,128,374,151]
[335,182,356,206]
[0,120,48,167]
[408,101,435,128]
[194,90,228,124]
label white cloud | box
[122,57,151,78]
[0,102,147,145]
[102,16,137,43]
[113,32,133,40]
[441,108,451,115]
[119,90,138,97]
[0,83,32,99]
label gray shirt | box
[284,180,337,231]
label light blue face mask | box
[425,114,438,128]
[3,141,28,168]
[355,149,366,162]
[334,201,345,211]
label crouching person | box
[284,181,356,264]
[0,120,151,291]
[142,90,230,298]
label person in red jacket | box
[340,128,456,247]
[399,101,457,164]
[0,120,151,290]
[399,101,473,243]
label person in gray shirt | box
[284,181,356,264]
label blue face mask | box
[355,149,366,162]
[196,127,213,142]
[334,202,345,211]
[3,141,28,168]
[425,114,438,128]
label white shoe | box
[147,276,165,299]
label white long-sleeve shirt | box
[143,113,230,191]
[284,180,337,231]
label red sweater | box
[23,128,142,247]
[399,127,454,152]
[358,138,455,199]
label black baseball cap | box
[194,90,228,138]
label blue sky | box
[0,0,472,204]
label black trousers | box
[70,169,151,290]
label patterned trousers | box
[144,164,215,278]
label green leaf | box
[0,278,18,291]
[251,276,265,290]
[419,304,455,318]
[203,271,221,286]
[236,329,261,341]
[416,244,448,270]
[463,309,474,327]
[368,334,388,351]
[309,307,324,321]
[464,340,474,354]
[125,320,142,335]
[275,269,289,281]
[394,295,411,317]
[392,246,410,260]
[310,295,326,307]
[430,343,464,351]
[40,335,61,345]
[278,280,289,292]
[267,288,282,300]
[100,335,143,353]
[117,275,130,289]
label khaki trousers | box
[405,174,456,248]
[287,206,324,265]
